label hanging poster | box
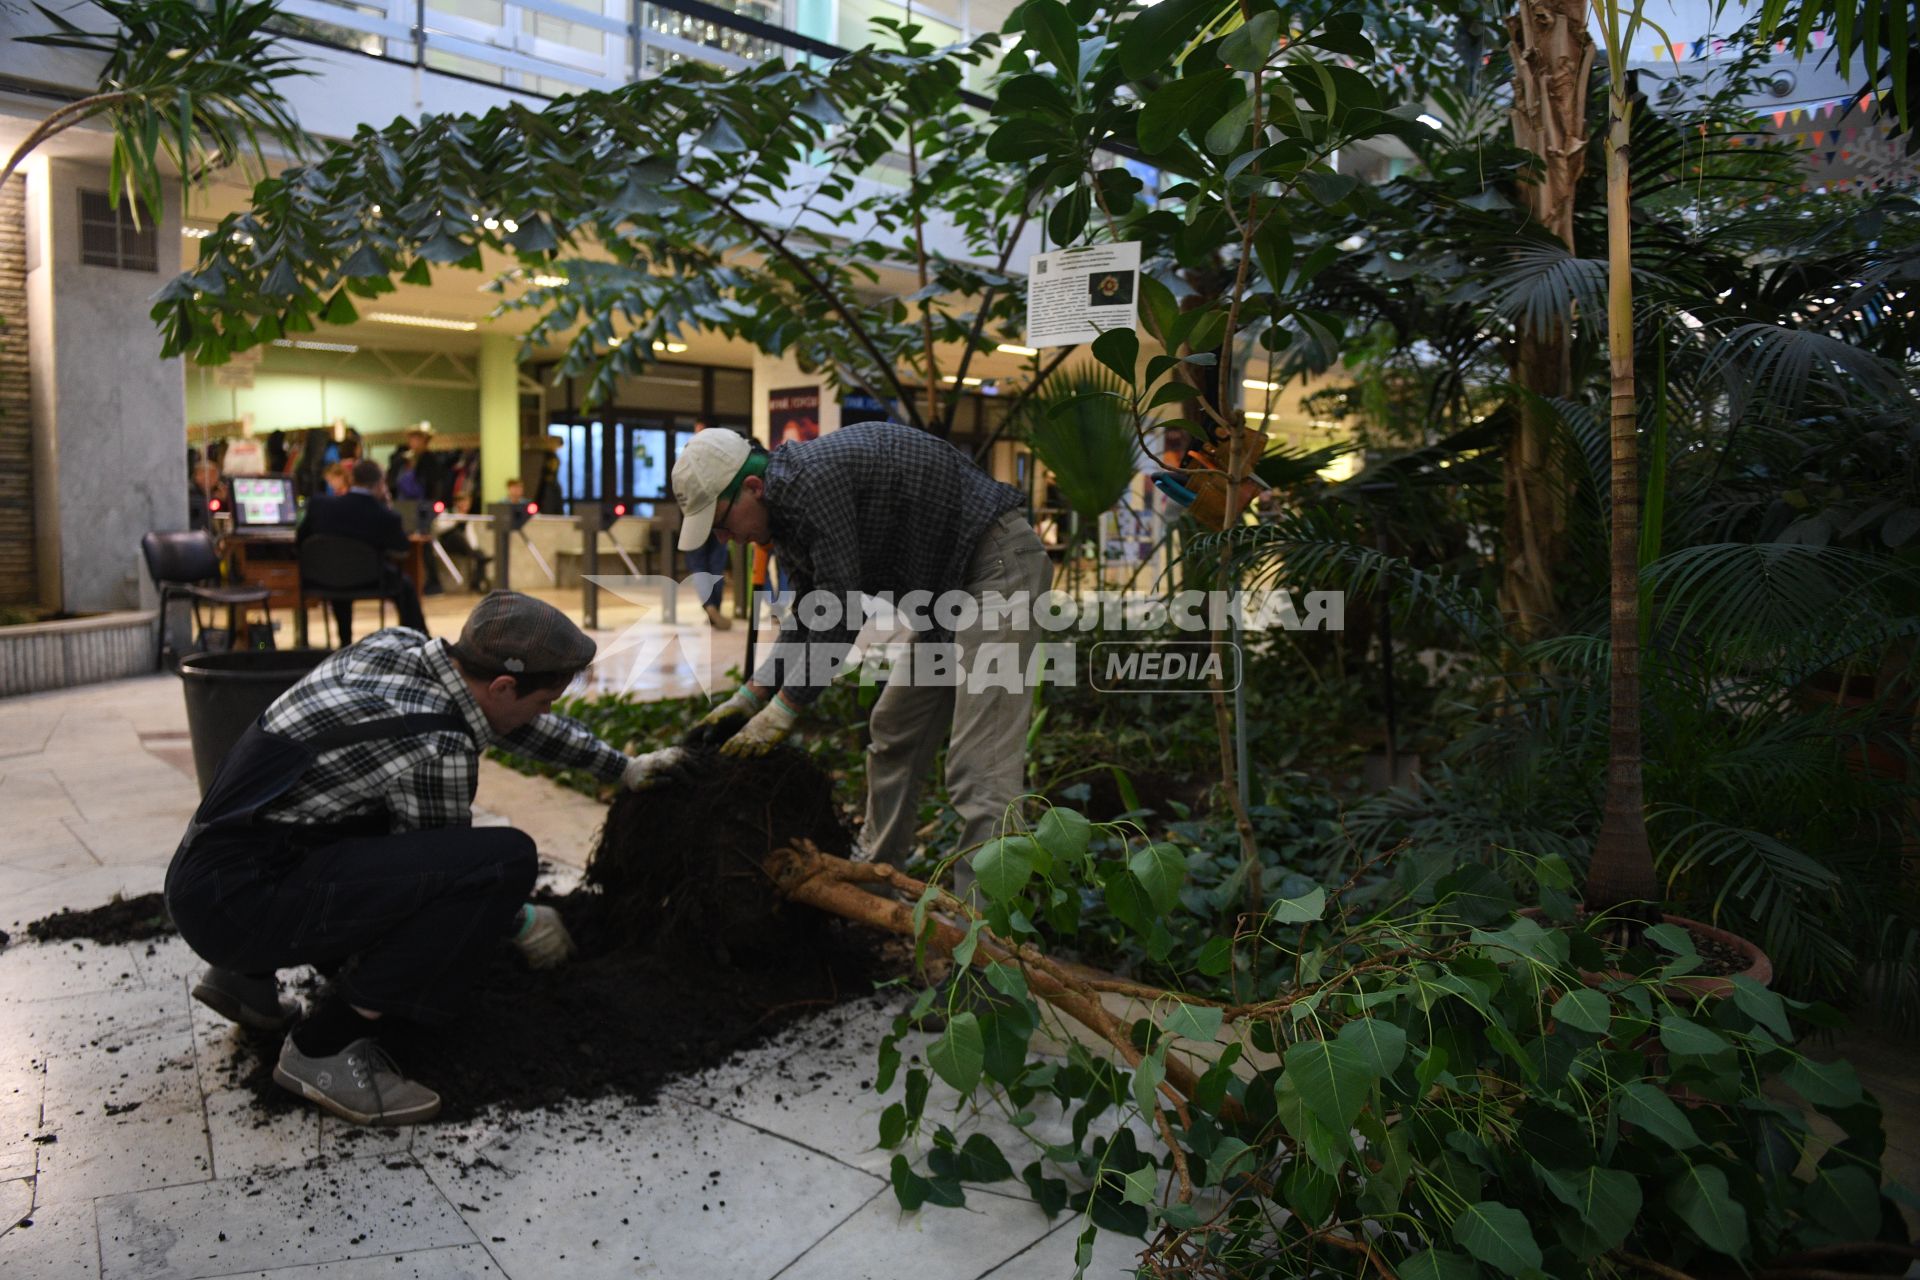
[1025,241,1141,348]
[769,386,821,447]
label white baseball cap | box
[674,428,754,551]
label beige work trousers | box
[862,512,1053,891]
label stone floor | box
[0,672,1144,1280]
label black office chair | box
[140,530,273,670]
[298,535,405,648]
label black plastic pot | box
[177,649,331,795]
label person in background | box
[188,459,227,534]
[680,421,733,631]
[439,490,493,593]
[297,459,429,642]
[323,462,351,497]
[504,477,527,504]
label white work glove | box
[682,686,763,752]
[512,903,576,969]
[623,746,694,791]
[718,694,799,759]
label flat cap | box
[451,590,596,677]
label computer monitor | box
[230,475,297,528]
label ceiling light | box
[272,339,360,353]
[531,274,568,288]
[182,226,212,239]
[942,375,984,386]
[651,340,688,353]
[1244,410,1269,420]
[1244,378,1279,391]
[996,343,1038,356]
[367,312,478,331]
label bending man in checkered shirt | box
[164,591,689,1126]
[673,422,1053,895]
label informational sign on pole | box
[1025,241,1141,348]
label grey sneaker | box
[272,1036,441,1127]
[192,967,301,1031]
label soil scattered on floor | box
[26,892,173,944]
[27,749,897,1123]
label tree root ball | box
[585,747,854,964]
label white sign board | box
[1026,241,1141,348]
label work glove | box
[512,903,576,969]
[682,686,762,752]
[718,694,798,759]
[622,746,694,791]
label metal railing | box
[271,0,970,97]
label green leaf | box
[890,1153,931,1210]
[1127,843,1185,915]
[1101,863,1154,936]
[1020,0,1079,75]
[1117,0,1218,78]
[322,290,358,325]
[1667,1165,1749,1257]
[1541,1166,1642,1252]
[1552,989,1612,1035]
[1132,1047,1166,1118]
[1148,382,1201,408]
[1398,1250,1481,1280]
[400,258,432,287]
[1268,886,1326,924]
[1046,184,1090,246]
[1139,274,1179,344]
[505,214,559,254]
[928,1132,1015,1183]
[1203,95,1253,156]
[1730,977,1792,1040]
[878,1102,908,1148]
[1219,10,1279,70]
[1195,936,1232,977]
[1283,1037,1371,1132]
[1205,1135,1255,1185]
[1164,1002,1223,1043]
[1090,327,1139,387]
[339,243,387,278]
[1120,1163,1157,1205]
[928,1013,984,1095]
[1805,1165,1880,1241]
[980,1003,1035,1086]
[1336,1017,1407,1077]
[1452,1201,1544,1276]
[973,835,1037,902]
[1782,1058,1864,1109]
[1023,1160,1068,1218]
[1033,807,1089,870]
[1659,1014,1732,1058]
[1137,69,1232,155]
[1616,1082,1700,1149]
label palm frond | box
[1485,243,1610,342]
[1702,322,1911,420]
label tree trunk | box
[1500,0,1593,641]
[1586,74,1660,914]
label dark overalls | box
[165,714,537,1025]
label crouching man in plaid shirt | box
[165,591,687,1126]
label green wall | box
[186,345,479,438]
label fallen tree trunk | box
[764,841,1238,1123]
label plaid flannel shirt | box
[755,421,1024,706]
[258,629,627,831]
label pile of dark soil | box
[28,748,895,1123]
[26,893,173,944]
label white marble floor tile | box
[0,941,148,1007]
[217,1242,506,1278]
[94,1159,474,1280]
[417,1094,882,1280]
[186,992,321,1178]
[977,1214,1150,1279]
[1,868,165,929]
[0,771,81,825]
[60,817,186,869]
[1,1173,34,1230]
[773,1181,1055,1280]
[0,821,100,877]
[0,1191,102,1278]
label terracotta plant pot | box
[1519,908,1773,996]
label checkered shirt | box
[755,421,1024,706]
[258,628,627,831]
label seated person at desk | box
[188,459,226,533]
[297,459,429,641]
